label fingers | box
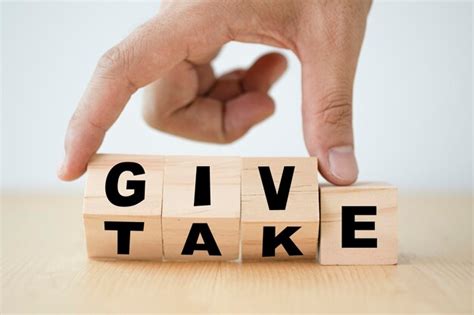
[224,92,276,141]
[143,48,222,126]
[208,69,245,101]
[143,52,287,143]
[208,52,287,100]
[143,61,200,131]
[59,12,228,181]
[243,52,287,92]
[145,65,275,142]
[158,92,275,143]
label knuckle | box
[220,133,238,144]
[97,45,139,93]
[220,123,248,144]
[97,45,129,74]
[143,108,170,132]
[69,109,106,135]
[317,90,353,130]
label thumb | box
[300,47,361,185]
[298,1,370,186]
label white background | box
[1,1,472,193]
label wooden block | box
[83,154,164,260]
[319,182,398,265]
[162,156,241,260]
[241,157,319,260]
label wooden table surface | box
[1,192,472,313]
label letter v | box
[258,166,295,210]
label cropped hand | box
[59,0,372,185]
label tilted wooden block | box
[83,154,164,260]
[241,157,319,260]
[319,182,398,265]
[161,156,241,261]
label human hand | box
[59,0,372,185]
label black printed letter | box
[258,166,295,210]
[341,206,377,248]
[181,223,222,256]
[104,221,145,255]
[262,226,303,257]
[105,162,145,207]
[194,166,211,206]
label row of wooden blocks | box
[83,154,398,265]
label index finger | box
[58,17,189,181]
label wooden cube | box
[161,156,241,261]
[241,157,319,260]
[83,154,164,260]
[319,182,398,265]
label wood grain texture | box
[319,182,398,265]
[241,222,318,260]
[2,193,472,313]
[241,157,319,260]
[241,157,319,222]
[161,156,240,260]
[84,154,164,216]
[83,154,164,260]
[84,215,162,260]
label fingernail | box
[328,146,358,182]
